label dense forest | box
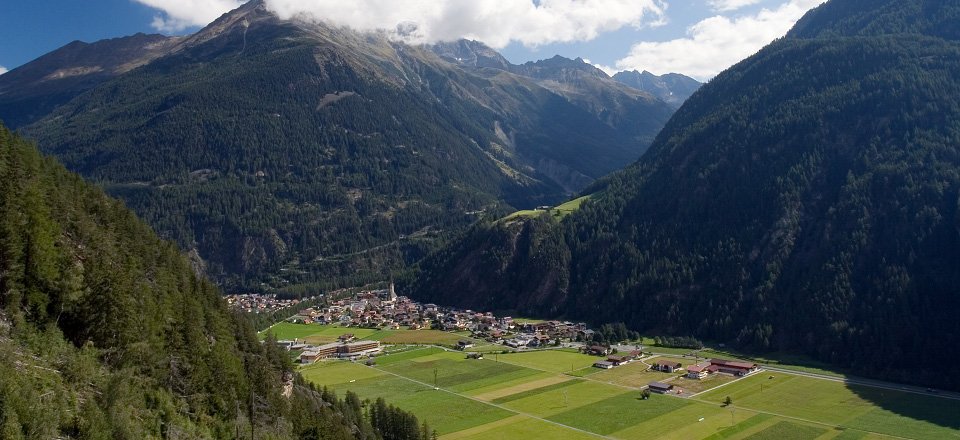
[412,0,960,390]
[0,123,433,439]
[9,0,675,293]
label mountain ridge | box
[5,0,682,292]
[410,0,960,390]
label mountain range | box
[411,0,960,390]
[0,0,698,293]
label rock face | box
[612,70,702,109]
[412,0,960,390]
[7,0,680,291]
[427,39,512,70]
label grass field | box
[298,340,959,440]
[443,416,599,440]
[264,322,380,343]
[379,330,466,345]
[549,392,689,435]
[469,373,567,401]
[496,349,600,373]
[673,374,738,395]
[510,316,547,324]
[301,360,511,434]
[379,350,544,393]
[585,360,676,388]
[697,372,960,439]
[262,322,480,346]
[501,195,591,222]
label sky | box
[0,0,825,81]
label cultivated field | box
[263,322,480,346]
[495,349,599,373]
[299,347,960,439]
[696,373,960,439]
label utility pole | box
[250,385,255,440]
[433,368,439,388]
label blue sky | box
[0,0,824,80]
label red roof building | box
[709,359,758,376]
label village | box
[269,284,761,395]
[226,293,320,314]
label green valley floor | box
[299,346,960,439]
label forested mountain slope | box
[0,123,434,439]
[11,0,676,292]
[412,0,960,389]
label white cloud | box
[134,0,244,32]
[265,0,667,48]
[133,0,668,45]
[584,59,617,76]
[0,66,7,75]
[614,0,824,81]
[708,0,762,12]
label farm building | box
[338,340,381,358]
[607,355,632,366]
[299,350,321,364]
[648,381,675,394]
[709,359,758,376]
[457,340,475,350]
[587,345,611,356]
[652,360,683,373]
[686,364,711,379]
[594,361,616,369]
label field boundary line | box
[688,385,915,440]
[367,363,615,439]
[649,351,960,402]
[685,372,751,399]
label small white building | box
[594,361,615,369]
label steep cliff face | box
[612,70,702,108]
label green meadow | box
[296,340,960,439]
[697,373,960,439]
[262,322,479,346]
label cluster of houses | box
[592,349,644,369]
[497,321,591,347]
[226,293,319,314]
[644,358,760,395]
[285,285,594,348]
[287,284,426,328]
